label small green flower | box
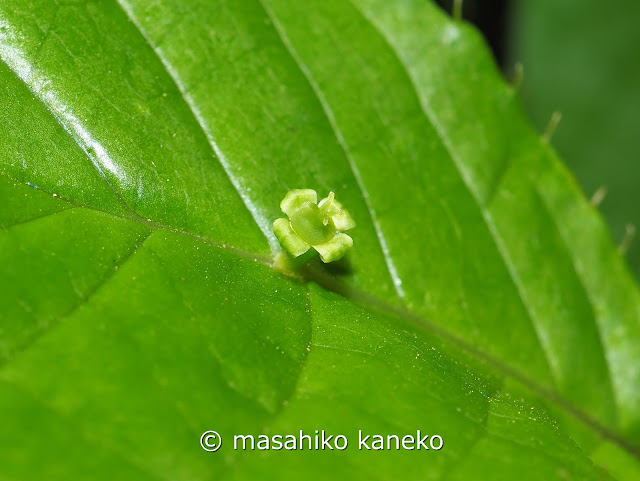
[273,189,356,263]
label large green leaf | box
[1,0,639,479]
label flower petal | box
[280,189,317,217]
[273,218,310,257]
[319,192,356,231]
[313,232,353,263]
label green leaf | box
[0,1,638,479]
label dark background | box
[435,0,510,66]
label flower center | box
[289,202,336,245]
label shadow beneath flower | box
[302,254,354,285]
[318,254,353,277]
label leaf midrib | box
[5,172,636,461]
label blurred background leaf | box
[510,0,640,279]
